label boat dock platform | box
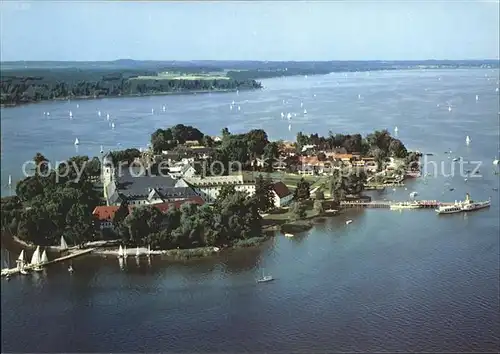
[341,200,455,209]
[1,248,95,277]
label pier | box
[340,200,455,209]
[1,248,95,277]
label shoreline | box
[0,87,261,108]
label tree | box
[33,152,49,175]
[290,201,307,221]
[388,139,408,158]
[294,178,310,201]
[254,175,274,212]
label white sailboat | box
[448,105,452,112]
[100,145,104,154]
[288,124,292,131]
[466,135,471,145]
[493,157,499,165]
[76,104,79,108]
[232,100,235,105]
[41,249,49,264]
[106,113,110,121]
[118,245,124,258]
[98,110,102,117]
[151,108,155,114]
[358,94,361,99]
[303,109,307,114]
[17,250,25,269]
[475,95,479,101]
[30,246,42,271]
[237,106,241,111]
[74,138,79,146]
[394,126,399,133]
[111,122,115,129]
[60,236,68,251]
[69,111,73,118]
[8,175,12,186]
[257,269,274,283]
[229,105,233,110]
[46,112,50,116]
[147,245,151,256]
[124,246,128,258]
[280,112,284,119]
[287,113,292,120]
[136,247,140,257]
[162,105,166,112]
[300,102,304,108]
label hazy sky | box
[1,1,499,61]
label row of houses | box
[296,154,378,175]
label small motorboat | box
[449,188,455,191]
[345,220,353,225]
[68,265,74,273]
[284,233,294,237]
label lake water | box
[1,69,500,352]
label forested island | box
[2,59,497,106]
[1,125,417,253]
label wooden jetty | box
[1,248,95,277]
[340,200,454,209]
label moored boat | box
[436,193,491,214]
[390,201,421,210]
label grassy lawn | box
[134,72,230,81]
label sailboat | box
[135,247,140,258]
[303,109,307,114]
[162,105,166,112]
[30,246,42,271]
[394,126,399,133]
[118,245,124,258]
[257,269,274,283]
[288,124,292,131]
[106,113,110,121]
[493,157,499,165]
[69,111,73,118]
[229,105,233,110]
[41,249,49,264]
[466,136,471,145]
[147,245,152,256]
[98,110,102,117]
[74,138,79,146]
[100,145,104,154]
[151,108,155,114]
[237,106,241,111]
[111,122,115,129]
[76,104,79,108]
[60,236,68,251]
[287,113,292,120]
[16,250,25,269]
[8,174,12,186]
[124,246,128,258]
[300,102,303,108]
[280,112,284,119]
[476,95,479,101]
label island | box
[1,125,420,258]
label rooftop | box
[272,181,292,198]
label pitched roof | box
[129,196,205,213]
[92,206,120,221]
[272,181,292,198]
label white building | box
[168,163,197,179]
[271,181,294,207]
[177,174,256,203]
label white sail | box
[111,122,115,129]
[151,108,155,114]
[229,105,233,110]
[74,138,79,145]
[148,245,151,255]
[475,95,479,101]
[466,136,471,145]
[100,145,104,153]
[8,175,12,186]
[30,246,41,265]
[162,105,166,112]
[124,246,128,258]
[17,250,25,262]
[287,113,292,120]
[98,110,102,117]
[69,111,73,118]
[41,249,49,263]
[300,102,303,108]
[303,109,307,114]
[288,124,292,131]
[60,236,68,250]
[118,245,123,257]
[237,106,241,111]
[136,247,140,257]
[106,113,110,120]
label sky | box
[0,1,499,61]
